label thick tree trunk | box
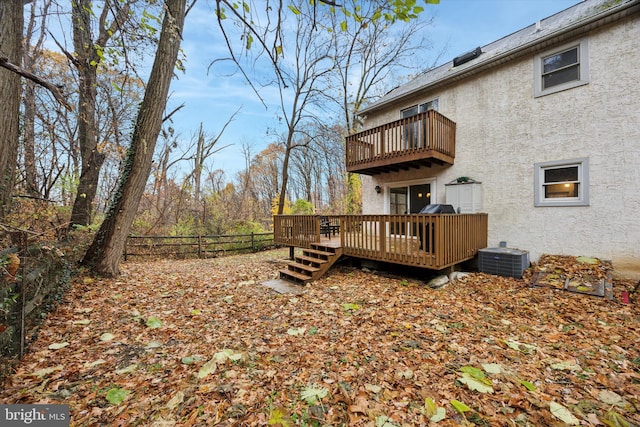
[69,150,104,226]
[68,0,104,228]
[81,0,187,276]
[0,0,24,218]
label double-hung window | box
[534,158,589,207]
[534,39,589,97]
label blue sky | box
[168,0,579,177]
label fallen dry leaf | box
[0,248,638,426]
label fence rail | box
[124,232,275,260]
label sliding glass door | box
[389,183,431,234]
[409,184,431,214]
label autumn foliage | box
[1,249,638,426]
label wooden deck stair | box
[279,243,343,284]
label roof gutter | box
[359,0,640,116]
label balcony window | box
[401,99,439,118]
[401,99,439,149]
[534,39,589,97]
[534,158,589,207]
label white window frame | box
[534,158,589,207]
[534,39,589,97]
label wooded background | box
[0,0,436,278]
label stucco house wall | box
[359,13,640,277]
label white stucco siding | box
[361,17,640,277]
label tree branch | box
[47,31,78,67]
[0,56,72,111]
[319,0,342,6]
[95,0,131,48]
[163,103,185,123]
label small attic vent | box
[453,46,482,67]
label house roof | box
[359,0,640,115]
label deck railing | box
[274,213,488,270]
[346,110,456,173]
[340,214,487,269]
[273,215,321,248]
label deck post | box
[428,110,435,150]
[289,246,294,260]
[379,216,386,257]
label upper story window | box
[401,99,439,118]
[534,39,589,97]
[534,158,590,207]
[400,99,439,149]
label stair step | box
[295,255,329,265]
[303,248,335,258]
[311,244,338,253]
[278,245,343,286]
[279,269,312,283]
[287,262,320,273]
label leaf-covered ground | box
[1,248,639,426]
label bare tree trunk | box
[271,1,332,214]
[23,80,38,195]
[68,0,104,228]
[68,0,133,228]
[239,142,253,220]
[0,0,24,218]
[277,134,294,215]
[23,0,51,197]
[193,123,204,205]
[81,0,187,276]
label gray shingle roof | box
[359,0,639,115]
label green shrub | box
[291,199,314,215]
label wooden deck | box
[345,110,456,175]
[274,214,488,271]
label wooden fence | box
[124,232,275,260]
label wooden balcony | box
[274,213,487,271]
[346,110,456,175]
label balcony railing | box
[346,110,456,175]
[273,213,487,270]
